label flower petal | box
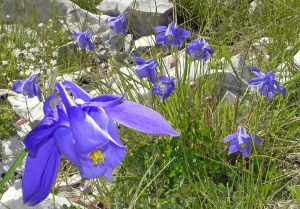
[23,106,67,155]
[22,138,61,206]
[177,28,190,38]
[104,100,180,136]
[228,140,238,154]
[252,134,262,145]
[133,57,145,65]
[252,66,265,77]
[12,79,26,92]
[153,26,167,33]
[223,134,237,142]
[249,77,264,87]
[54,127,80,167]
[62,81,92,102]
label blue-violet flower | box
[105,13,127,35]
[134,57,157,83]
[72,29,95,50]
[22,81,179,206]
[153,22,190,47]
[12,74,42,101]
[186,37,214,61]
[223,127,261,158]
[152,75,175,102]
[248,66,286,100]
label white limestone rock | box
[7,95,44,122]
[0,181,81,209]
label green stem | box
[0,148,28,192]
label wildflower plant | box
[153,22,190,47]
[223,127,261,157]
[72,29,95,50]
[186,37,214,61]
[12,74,42,101]
[248,66,286,100]
[105,13,127,35]
[152,75,175,102]
[133,57,157,83]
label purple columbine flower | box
[12,74,42,102]
[105,13,127,35]
[72,29,95,50]
[153,22,190,47]
[22,81,179,206]
[186,37,214,61]
[248,66,286,100]
[134,57,157,83]
[223,127,261,158]
[152,75,175,102]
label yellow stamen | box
[167,35,173,41]
[240,143,246,149]
[23,91,28,95]
[196,51,202,56]
[160,84,166,89]
[89,150,106,165]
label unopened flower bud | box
[189,81,195,88]
[205,96,213,103]
[157,52,164,57]
[82,181,92,195]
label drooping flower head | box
[248,66,286,100]
[223,127,261,158]
[12,74,42,101]
[186,37,214,61]
[134,57,157,83]
[153,22,190,47]
[152,75,175,102]
[105,13,127,35]
[22,81,179,206]
[72,29,95,50]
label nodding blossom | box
[72,29,95,50]
[248,66,286,100]
[223,127,261,158]
[133,57,157,83]
[12,74,42,102]
[105,13,127,35]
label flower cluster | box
[12,13,289,207]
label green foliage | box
[69,0,102,14]
[0,102,16,141]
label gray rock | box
[0,181,81,209]
[97,0,173,38]
[96,30,133,60]
[224,54,252,82]
[0,136,25,177]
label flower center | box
[240,143,246,149]
[167,35,173,41]
[89,150,106,165]
[160,84,166,89]
[196,51,202,56]
[23,91,28,95]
